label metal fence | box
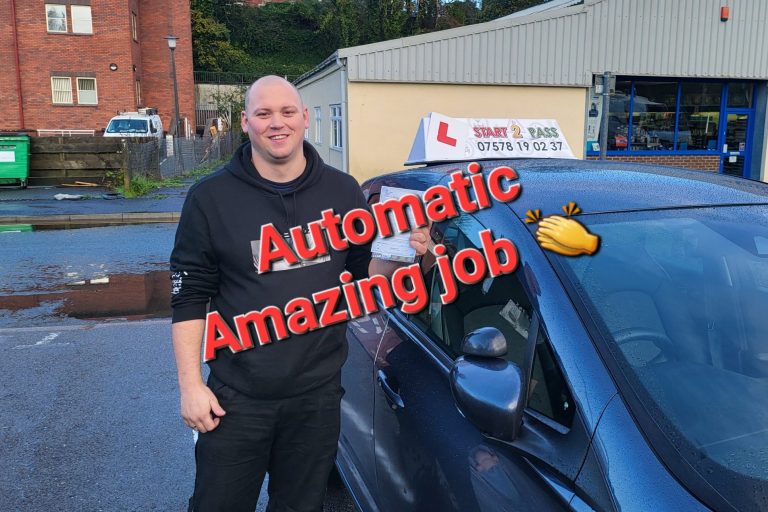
[125,130,242,180]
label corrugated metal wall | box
[340,0,768,85]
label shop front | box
[586,78,759,178]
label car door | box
[339,311,388,511]
[372,207,611,511]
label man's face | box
[241,80,309,166]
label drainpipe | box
[336,54,349,174]
[11,0,25,131]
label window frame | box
[403,216,575,429]
[330,104,343,150]
[76,77,98,105]
[51,76,73,105]
[313,106,322,144]
[588,77,758,157]
[70,5,93,35]
[135,80,141,106]
[131,11,138,41]
[45,4,67,33]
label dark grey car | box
[337,159,768,512]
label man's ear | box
[303,107,309,129]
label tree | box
[318,0,364,53]
[479,0,547,22]
[190,1,254,73]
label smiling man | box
[170,76,427,512]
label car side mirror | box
[450,329,524,442]
[461,327,507,358]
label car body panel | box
[577,395,709,512]
[340,160,768,511]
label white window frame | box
[135,80,142,106]
[71,5,93,34]
[330,104,342,150]
[76,77,98,105]
[131,12,138,41]
[314,107,322,145]
[51,76,73,105]
[46,4,67,33]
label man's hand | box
[408,225,431,257]
[180,381,226,433]
[172,320,226,434]
[368,224,432,278]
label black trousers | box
[189,373,343,512]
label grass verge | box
[118,158,227,198]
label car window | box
[412,214,574,426]
[554,206,768,511]
[529,328,576,427]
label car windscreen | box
[106,119,148,133]
[550,205,768,511]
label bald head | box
[243,75,304,114]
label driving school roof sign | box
[405,112,575,165]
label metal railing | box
[194,71,255,85]
[37,129,96,136]
[193,70,302,85]
[124,131,242,180]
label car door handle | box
[377,370,404,409]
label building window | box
[728,82,753,108]
[51,77,73,104]
[135,80,142,106]
[599,78,754,154]
[71,5,93,34]
[679,82,722,151]
[631,81,678,151]
[77,78,98,105]
[304,127,309,140]
[314,107,322,144]
[330,104,342,149]
[46,4,67,33]
[131,12,138,41]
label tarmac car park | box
[337,158,768,512]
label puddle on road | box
[0,270,170,325]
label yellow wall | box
[297,68,344,171]
[347,82,587,183]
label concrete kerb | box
[0,212,180,225]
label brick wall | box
[1,0,194,135]
[586,154,721,171]
[139,0,196,134]
[1,1,23,130]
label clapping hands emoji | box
[527,202,600,257]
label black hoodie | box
[170,141,371,399]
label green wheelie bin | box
[0,134,30,188]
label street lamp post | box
[165,35,181,138]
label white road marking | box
[0,318,169,334]
[12,332,70,349]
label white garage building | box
[295,0,768,183]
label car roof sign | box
[405,112,576,165]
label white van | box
[104,108,163,141]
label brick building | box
[2,0,195,136]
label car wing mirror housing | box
[461,327,508,358]
[450,343,524,441]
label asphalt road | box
[0,224,355,511]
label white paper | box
[0,152,15,163]
[371,186,425,263]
